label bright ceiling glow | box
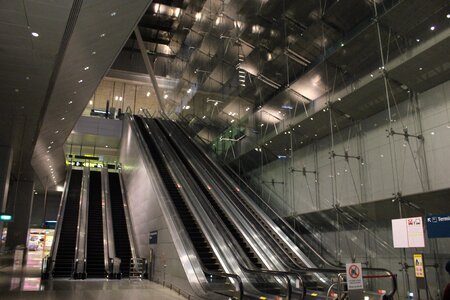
[89,100,93,105]
[187,88,192,94]
[78,79,83,83]
[110,11,117,17]
[61,117,65,121]
[164,94,168,99]
[430,26,435,31]
[99,33,106,38]
[31,32,39,37]
[146,91,151,97]
[195,12,202,21]
[84,66,89,70]
[56,185,64,192]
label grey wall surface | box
[251,79,450,214]
[247,79,450,299]
[119,118,195,296]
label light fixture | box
[78,79,83,83]
[310,117,314,120]
[48,146,52,149]
[245,107,250,112]
[92,51,96,55]
[195,12,202,21]
[31,32,39,37]
[55,130,59,134]
[89,100,93,105]
[447,14,450,19]
[340,42,344,47]
[110,11,117,17]
[68,100,73,104]
[146,91,151,97]
[230,119,235,123]
[187,88,192,94]
[84,66,90,70]
[430,131,435,135]
[416,38,420,42]
[99,33,106,38]
[114,96,118,101]
[430,26,435,31]
[105,145,109,148]
[26,76,30,80]
[164,94,168,99]
[202,115,206,119]
[61,117,65,121]
[50,141,54,144]
[119,96,123,101]
[419,67,423,71]
[185,105,190,110]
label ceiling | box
[106,0,449,171]
[0,1,151,190]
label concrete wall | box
[119,118,195,296]
[251,79,450,213]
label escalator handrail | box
[129,114,244,298]
[155,118,307,299]
[147,117,301,300]
[49,166,72,274]
[170,118,398,298]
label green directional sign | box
[0,214,13,222]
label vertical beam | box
[134,27,167,117]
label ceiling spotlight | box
[187,88,192,94]
[48,146,52,149]
[26,76,30,80]
[245,107,250,112]
[61,117,65,121]
[447,14,450,19]
[114,96,118,101]
[55,130,59,134]
[119,96,123,101]
[202,115,206,119]
[419,67,423,71]
[110,11,117,17]
[185,105,190,110]
[310,117,314,120]
[84,66,90,70]
[92,51,96,55]
[416,38,420,42]
[230,119,235,123]
[89,100,93,105]
[164,94,169,99]
[31,32,39,37]
[105,145,109,148]
[68,100,73,104]
[430,26,435,31]
[99,33,106,38]
[78,79,83,83]
[146,91,151,97]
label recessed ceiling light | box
[26,76,30,80]
[55,130,59,134]
[164,94,168,99]
[245,107,250,111]
[50,141,54,144]
[78,79,83,83]
[14,88,19,93]
[310,117,314,120]
[202,115,206,119]
[416,38,420,42]
[31,32,39,37]
[105,145,109,148]
[430,26,435,31]
[419,67,423,71]
[187,88,192,94]
[61,117,65,121]
[92,51,96,55]
[89,100,93,105]
[99,33,106,38]
[447,14,450,19]
[430,131,435,135]
[146,91,151,97]
[68,100,73,104]
[84,66,90,71]
[110,11,117,17]
[48,146,52,149]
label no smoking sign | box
[346,263,364,290]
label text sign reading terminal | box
[426,214,450,238]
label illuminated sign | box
[0,214,13,221]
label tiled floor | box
[0,251,187,300]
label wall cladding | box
[119,119,195,295]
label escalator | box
[155,119,263,270]
[86,171,106,278]
[53,169,83,278]
[108,172,132,277]
[135,116,223,276]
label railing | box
[41,256,50,279]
